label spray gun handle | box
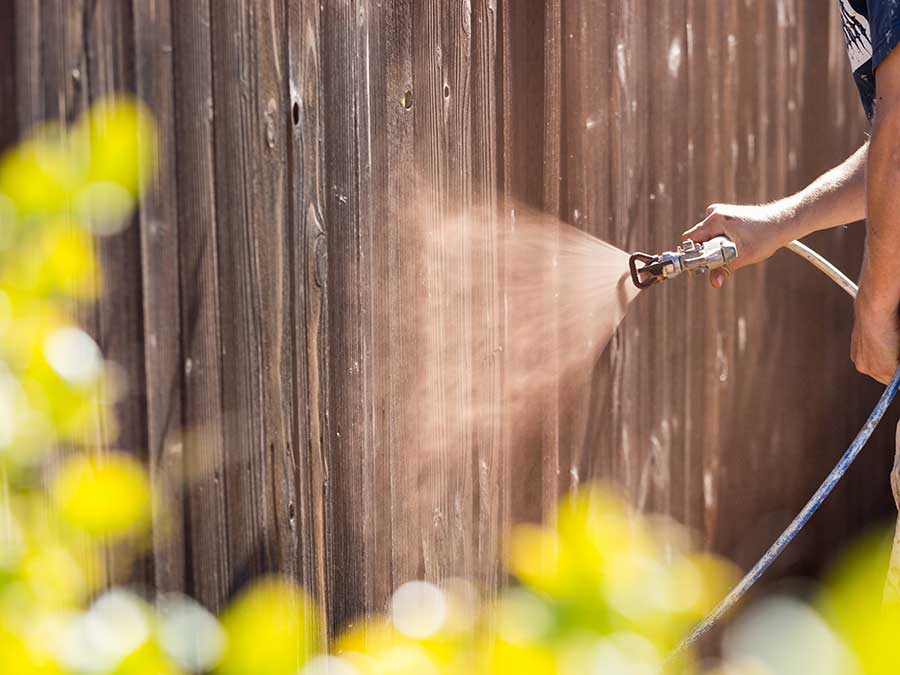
[680,235,738,276]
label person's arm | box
[852,47,900,384]
[682,142,868,288]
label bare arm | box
[852,47,900,383]
[790,142,868,236]
[683,143,868,287]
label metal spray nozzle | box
[629,236,738,289]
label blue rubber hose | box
[673,240,900,654]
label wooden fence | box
[2,0,890,638]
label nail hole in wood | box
[401,90,414,110]
[292,101,300,125]
[443,84,450,99]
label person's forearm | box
[773,143,868,240]
[682,143,870,281]
[859,110,900,311]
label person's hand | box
[851,286,900,385]
[681,202,797,288]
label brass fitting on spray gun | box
[629,235,738,289]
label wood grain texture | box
[81,0,153,588]
[288,0,330,644]
[540,0,562,524]
[412,0,476,586]
[470,0,504,596]
[133,0,186,597]
[208,0,294,594]
[170,0,231,613]
[499,1,545,534]
[319,0,384,631]
[7,0,891,646]
[13,1,41,134]
[0,1,17,151]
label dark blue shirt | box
[840,0,900,119]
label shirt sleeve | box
[871,0,900,71]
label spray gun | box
[629,236,738,289]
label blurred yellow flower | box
[218,576,318,675]
[83,99,156,200]
[51,452,152,539]
[481,635,557,675]
[507,484,736,659]
[818,527,900,675]
[0,132,75,217]
[1,222,98,299]
[0,97,170,675]
[114,640,183,675]
[335,619,445,675]
[17,542,91,611]
[0,622,61,675]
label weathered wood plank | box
[559,0,614,498]
[470,0,504,595]
[287,0,330,643]
[609,0,650,508]
[133,0,186,597]
[318,0,378,632]
[170,0,231,613]
[13,1,42,132]
[539,0,561,524]
[379,0,420,597]
[499,1,546,533]
[39,0,85,125]
[664,0,691,528]
[209,0,293,590]
[352,0,392,619]
[411,0,478,584]
[0,1,17,150]
[645,0,682,518]
[82,0,153,588]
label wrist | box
[769,193,815,240]
[751,196,805,246]
[857,277,900,314]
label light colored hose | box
[674,239,900,655]
[786,239,858,299]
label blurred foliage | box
[818,530,900,675]
[51,453,152,539]
[328,489,738,674]
[0,98,163,675]
[0,97,322,675]
[218,578,317,675]
[1,96,898,675]
[714,528,900,675]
